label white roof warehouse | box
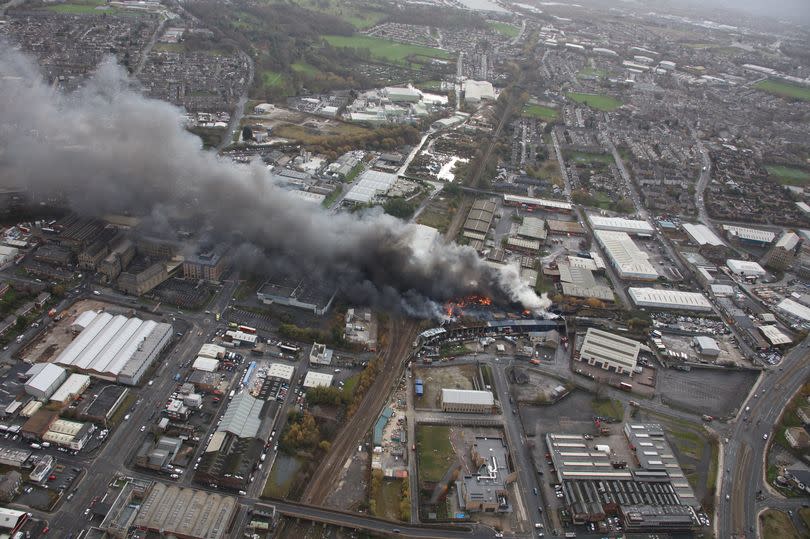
[628,288,713,312]
[578,328,645,376]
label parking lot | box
[656,367,759,418]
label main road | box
[720,336,810,538]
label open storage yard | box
[412,363,484,410]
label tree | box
[318,440,332,452]
[383,197,415,219]
[242,126,254,141]
[15,316,27,332]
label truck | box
[41,442,51,448]
[702,414,714,422]
[619,382,632,392]
[238,325,257,334]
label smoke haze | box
[0,48,550,318]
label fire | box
[443,295,494,318]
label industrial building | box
[463,80,496,104]
[309,343,333,366]
[682,223,725,248]
[504,194,572,212]
[53,311,173,385]
[217,392,262,438]
[343,170,398,204]
[199,343,226,359]
[49,373,91,404]
[183,244,228,282]
[440,389,495,413]
[722,225,775,247]
[133,482,237,539]
[463,199,497,245]
[588,215,654,235]
[0,507,28,535]
[0,245,19,267]
[763,231,800,270]
[628,288,712,312]
[545,424,697,532]
[267,363,294,381]
[43,418,94,450]
[192,357,219,372]
[693,336,721,356]
[24,364,67,400]
[303,372,333,388]
[759,325,792,346]
[776,298,810,322]
[594,230,659,281]
[726,259,766,279]
[257,273,337,316]
[456,437,515,513]
[577,328,645,376]
[558,262,613,301]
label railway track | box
[301,317,419,505]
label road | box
[602,133,646,219]
[720,336,810,538]
[549,130,571,199]
[217,50,255,152]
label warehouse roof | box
[192,357,219,372]
[267,363,294,381]
[441,389,494,406]
[198,344,226,359]
[759,325,792,345]
[25,364,66,395]
[722,225,775,244]
[776,298,810,322]
[682,223,725,247]
[517,217,547,240]
[133,482,237,539]
[504,194,572,211]
[727,259,766,276]
[217,392,262,439]
[588,215,654,234]
[628,288,712,311]
[580,328,643,371]
[775,231,800,250]
[49,373,90,403]
[303,371,334,388]
[594,230,659,279]
[693,336,721,353]
[343,170,397,204]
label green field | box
[766,165,810,186]
[754,79,810,102]
[489,21,519,38]
[375,478,404,520]
[261,70,290,88]
[45,0,114,14]
[578,66,608,79]
[416,425,457,483]
[291,62,319,77]
[322,34,453,64]
[566,150,614,165]
[591,398,624,421]
[522,104,558,120]
[566,92,622,111]
[760,509,801,539]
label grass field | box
[754,79,810,102]
[566,92,622,111]
[566,150,614,165]
[522,104,558,120]
[578,66,608,79]
[375,478,404,520]
[489,21,519,38]
[261,70,289,88]
[45,0,114,14]
[273,122,370,145]
[760,509,801,539]
[291,62,319,77]
[591,398,624,420]
[322,34,453,64]
[766,165,810,186]
[416,425,457,483]
[800,507,810,529]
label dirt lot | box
[661,332,746,367]
[20,299,118,364]
[413,363,482,410]
[572,359,656,397]
[656,367,758,418]
[323,449,369,511]
[509,368,571,404]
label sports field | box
[766,165,810,186]
[754,79,810,102]
[522,104,558,120]
[322,34,453,63]
[566,91,622,111]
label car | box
[140,425,146,432]
[725,494,730,500]
[170,473,180,479]
[84,509,90,516]
[763,433,769,440]
[533,487,538,495]
[392,530,400,534]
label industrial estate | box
[0,0,809,538]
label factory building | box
[763,231,800,271]
[343,170,397,204]
[257,272,338,316]
[594,230,658,281]
[577,328,645,376]
[183,244,228,282]
[303,372,333,388]
[49,373,91,404]
[722,225,775,248]
[118,260,171,295]
[217,392,262,438]
[199,343,226,359]
[726,259,766,279]
[53,311,173,386]
[588,215,654,236]
[385,86,422,103]
[0,246,19,267]
[441,389,495,414]
[693,336,721,357]
[24,364,67,400]
[628,288,712,312]
[456,437,515,513]
[133,483,237,539]
[192,357,219,372]
[759,325,792,347]
[504,194,572,212]
[462,80,496,104]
